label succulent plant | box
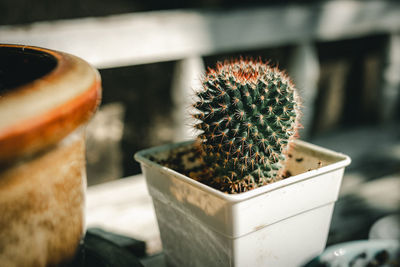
[192,58,301,193]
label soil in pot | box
[147,142,324,194]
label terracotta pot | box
[0,44,101,266]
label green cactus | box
[192,58,301,193]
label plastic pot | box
[135,140,351,267]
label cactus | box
[192,58,301,193]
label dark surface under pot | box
[63,228,148,267]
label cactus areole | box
[192,58,301,193]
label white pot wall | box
[135,140,351,267]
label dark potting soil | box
[148,144,292,194]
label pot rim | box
[135,139,351,202]
[0,44,101,164]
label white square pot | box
[135,140,351,267]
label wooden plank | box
[381,33,400,121]
[86,175,162,255]
[170,56,205,141]
[288,42,320,138]
[0,0,399,68]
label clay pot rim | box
[0,44,101,165]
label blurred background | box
[1,0,399,247]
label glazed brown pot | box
[0,44,101,266]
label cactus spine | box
[193,58,301,193]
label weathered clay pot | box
[0,44,101,266]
